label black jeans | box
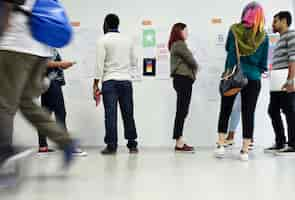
[268,92,295,148]
[173,75,194,139]
[102,80,137,150]
[218,80,261,139]
[38,81,67,147]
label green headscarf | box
[231,23,266,56]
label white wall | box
[14,0,294,147]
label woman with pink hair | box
[215,2,269,161]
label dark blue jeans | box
[38,81,67,147]
[102,80,137,150]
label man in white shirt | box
[265,11,295,155]
[93,14,138,154]
[0,0,75,170]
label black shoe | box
[101,147,117,155]
[275,146,295,156]
[264,144,285,153]
[129,147,139,154]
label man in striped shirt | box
[265,11,295,155]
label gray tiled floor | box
[1,147,295,200]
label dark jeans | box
[102,80,137,150]
[173,75,194,139]
[218,80,261,139]
[268,92,295,148]
[38,81,67,147]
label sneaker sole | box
[37,151,57,156]
[240,157,249,161]
[72,152,88,157]
[264,149,281,154]
[214,151,225,158]
[175,150,195,154]
[274,152,295,156]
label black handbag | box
[219,31,248,96]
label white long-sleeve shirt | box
[95,32,138,82]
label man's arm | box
[282,62,295,92]
[129,41,138,79]
[93,39,105,97]
[287,62,295,80]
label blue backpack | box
[15,0,73,48]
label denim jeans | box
[102,80,138,150]
[228,93,241,132]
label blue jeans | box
[228,93,241,132]
[102,80,138,150]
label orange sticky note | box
[212,18,222,24]
[71,21,81,27]
[142,20,152,26]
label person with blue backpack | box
[0,0,76,187]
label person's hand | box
[60,61,75,69]
[93,84,100,100]
[282,82,295,93]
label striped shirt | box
[272,30,295,70]
[270,30,295,91]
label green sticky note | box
[143,29,156,47]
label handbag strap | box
[221,30,241,80]
[231,30,241,66]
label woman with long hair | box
[168,23,199,152]
[215,2,269,161]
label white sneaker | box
[214,145,225,158]
[72,148,88,157]
[240,150,249,161]
[224,139,234,148]
[248,142,255,151]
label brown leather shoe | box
[175,144,195,153]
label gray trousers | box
[0,50,72,156]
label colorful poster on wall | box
[143,58,156,76]
[155,30,170,79]
[143,29,156,47]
